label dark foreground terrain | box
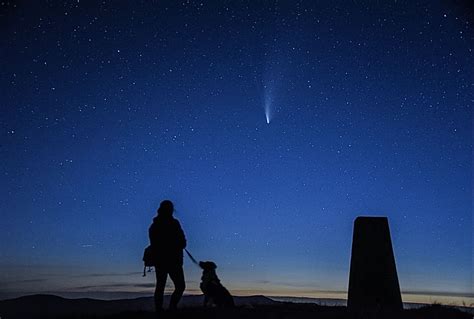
[96,304,472,319]
[0,294,471,319]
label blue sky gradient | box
[1,0,472,305]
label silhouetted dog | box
[199,261,234,307]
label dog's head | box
[199,261,217,271]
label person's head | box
[157,200,174,217]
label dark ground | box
[53,303,473,319]
[69,304,472,319]
[1,295,471,319]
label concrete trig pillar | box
[348,216,403,311]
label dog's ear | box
[199,261,217,270]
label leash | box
[143,249,199,276]
[185,248,199,267]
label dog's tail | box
[185,249,199,266]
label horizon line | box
[1,290,472,303]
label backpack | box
[142,245,155,276]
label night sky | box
[1,0,472,305]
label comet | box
[263,84,273,124]
[264,98,271,124]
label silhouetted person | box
[149,200,186,313]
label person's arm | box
[176,221,186,249]
[149,225,156,246]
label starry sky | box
[0,0,472,305]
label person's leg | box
[168,266,185,310]
[154,268,168,312]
